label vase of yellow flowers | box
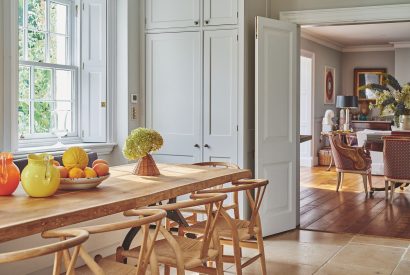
[123,128,163,176]
[362,74,410,130]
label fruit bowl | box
[58,174,110,191]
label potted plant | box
[123,128,164,176]
[361,74,410,130]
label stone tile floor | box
[168,230,410,274]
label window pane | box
[56,70,72,100]
[55,102,73,132]
[50,2,67,35]
[18,0,24,27]
[19,29,25,59]
[34,102,53,133]
[49,34,67,64]
[19,66,30,99]
[18,101,30,135]
[34,67,52,99]
[27,0,46,30]
[27,30,46,62]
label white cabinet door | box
[146,0,200,29]
[255,17,299,236]
[146,32,202,163]
[203,0,238,26]
[203,30,238,164]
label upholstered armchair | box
[328,133,373,195]
[383,137,410,203]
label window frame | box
[18,0,80,144]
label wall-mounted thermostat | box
[131,94,138,103]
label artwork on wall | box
[354,68,386,101]
[324,66,335,104]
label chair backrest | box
[384,137,410,181]
[198,179,268,235]
[0,229,89,275]
[328,133,370,171]
[140,193,227,260]
[44,209,166,275]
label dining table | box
[0,163,252,244]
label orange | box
[93,163,109,177]
[84,167,97,178]
[92,159,109,168]
[68,168,85,179]
[56,166,68,178]
[62,147,89,170]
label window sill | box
[13,143,117,160]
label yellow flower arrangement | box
[123,128,164,160]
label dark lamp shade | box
[336,96,358,108]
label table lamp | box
[336,96,358,131]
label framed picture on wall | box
[324,66,335,104]
[354,68,386,101]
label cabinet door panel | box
[146,32,202,163]
[146,0,200,29]
[203,0,238,26]
[203,30,238,164]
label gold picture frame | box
[354,68,386,102]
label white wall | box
[270,0,410,19]
[395,48,410,84]
[341,51,395,94]
[300,37,342,162]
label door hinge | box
[83,3,85,10]
[82,62,84,69]
[237,11,239,18]
[237,34,239,41]
[75,5,79,17]
[237,125,239,131]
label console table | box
[351,120,392,132]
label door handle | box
[194,144,200,148]
[194,20,199,25]
[205,20,209,25]
[204,144,210,148]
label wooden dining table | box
[0,163,252,243]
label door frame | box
[299,49,315,167]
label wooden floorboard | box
[300,166,410,239]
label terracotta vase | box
[133,154,160,176]
[0,153,20,196]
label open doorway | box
[297,21,410,239]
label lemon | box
[68,168,85,179]
[84,167,97,178]
[62,147,89,170]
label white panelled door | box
[203,29,238,164]
[146,32,202,164]
[255,17,299,236]
[81,0,107,142]
[203,0,238,26]
[145,0,200,29]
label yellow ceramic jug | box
[21,154,60,197]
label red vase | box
[0,153,20,196]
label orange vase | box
[0,153,20,196]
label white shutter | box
[81,0,107,142]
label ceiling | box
[302,22,410,48]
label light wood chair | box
[166,162,240,231]
[43,209,166,275]
[183,179,269,275]
[0,229,89,275]
[119,193,228,275]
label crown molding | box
[301,31,343,52]
[342,45,394,52]
[280,4,410,26]
[391,41,410,49]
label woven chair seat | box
[74,258,137,275]
[127,236,219,269]
[185,216,259,241]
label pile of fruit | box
[54,147,110,179]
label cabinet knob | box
[194,144,200,148]
[205,20,209,24]
[204,144,210,148]
[194,21,199,25]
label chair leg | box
[232,237,243,275]
[336,172,342,192]
[340,173,345,190]
[390,181,395,204]
[385,181,389,200]
[327,155,333,171]
[368,172,373,195]
[362,174,368,195]
[256,231,267,275]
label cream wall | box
[395,48,410,84]
[270,0,410,19]
[300,37,342,161]
[1,0,4,150]
[341,51,395,94]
